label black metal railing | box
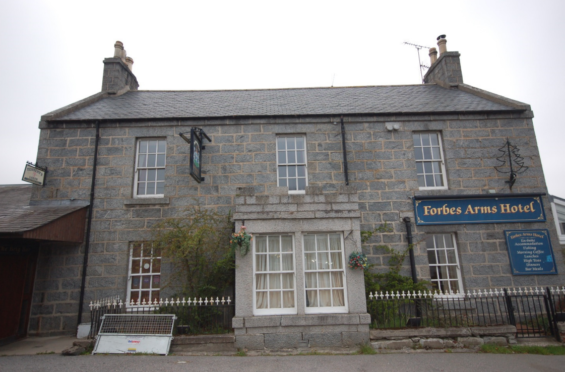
[89,297,234,339]
[367,287,565,340]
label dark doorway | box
[0,245,37,344]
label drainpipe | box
[402,217,418,284]
[403,216,421,318]
[340,116,349,185]
[77,121,100,326]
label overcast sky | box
[1,0,564,196]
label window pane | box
[319,272,330,288]
[332,290,345,306]
[277,137,286,150]
[148,141,157,153]
[318,252,329,270]
[330,252,343,269]
[287,138,295,150]
[423,147,432,159]
[305,253,317,270]
[279,178,287,187]
[430,134,439,146]
[138,154,147,167]
[416,163,424,174]
[282,273,294,289]
[296,137,304,149]
[417,175,425,187]
[268,254,280,271]
[131,277,140,289]
[427,250,437,264]
[432,147,441,159]
[331,272,343,287]
[156,182,164,195]
[132,245,142,257]
[142,275,151,289]
[288,178,297,191]
[414,148,423,160]
[425,175,434,187]
[256,254,267,271]
[268,237,280,252]
[421,134,430,146]
[319,290,332,306]
[297,151,305,163]
[256,236,267,252]
[147,154,156,167]
[278,166,287,177]
[297,178,306,190]
[269,274,281,289]
[152,275,161,289]
[423,162,432,173]
[281,236,293,252]
[278,151,286,164]
[434,175,443,187]
[157,154,165,167]
[158,141,166,153]
[304,235,316,251]
[139,141,148,153]
[139,170,147,181]
[152,259,161,273]
[155,169,164,182]
[256,292,268,309]
[269,292,281,308]
[287,151,296,163]
[305,273,317,288]
[147,182,156,194]
[297,165,305,177]
[316,235,328,251]
[281,253,293,270]
[306,290,318,307]
[329,234,341,250]
[413,134,421,146]
[142,259,151,273]
[283,291,294,308]
[288,166,296,177]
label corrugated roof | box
[52,85,516,121]
[0,185,87,233]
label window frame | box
[413,132,448,190]
[276,135,308,195]
[133,138,167,198]
[302,233,349,314]
[126,242,162,307]
[551,197,565,244]
[425,233,464,295]
[252,234,298,316]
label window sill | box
[124,197,170,207]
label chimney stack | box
[423,35,463,87]
[429,47,438,65]
[102,41,139,94]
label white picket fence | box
[368,286,565,300]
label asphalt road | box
[1,354,564,372]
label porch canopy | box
[0,185,88,243]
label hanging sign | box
[413,195,545,225]
[22,162,47,186]
[179,128,211,184]
[504,229,557,275]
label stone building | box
[2,38,564,347]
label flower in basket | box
[230,226,253,256]
[348,252,368,270]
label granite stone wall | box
[29,110,565,336]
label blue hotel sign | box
[505,229,557,275]
[414,195,545,225]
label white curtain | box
[255,237,268,309]
[256,236,295,310]
[331,273,345,306]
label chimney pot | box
[429,47,438,65]
[125,57,134,71]
[114,41,124,58]
[437,37,447,55]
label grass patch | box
[235,350,247,357]
[80,346,94,355]
[357,343,376,355]
[481,344,565,355]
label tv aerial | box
[404,42,432,83]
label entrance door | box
[0,253,36,342]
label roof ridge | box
[130,84,433,94]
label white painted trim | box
[426,234,464,294]
[414,132,449,190]
[133,138,167,198]
[252,234,298,316]
[276,135,308,194]
[302,233,349,314]
[550,199,565,244]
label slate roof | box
[0,185,87,233]
[53,85,517,121]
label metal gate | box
[504,287,564,340]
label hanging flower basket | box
[348,252,368,270]
[230,226,253,256]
